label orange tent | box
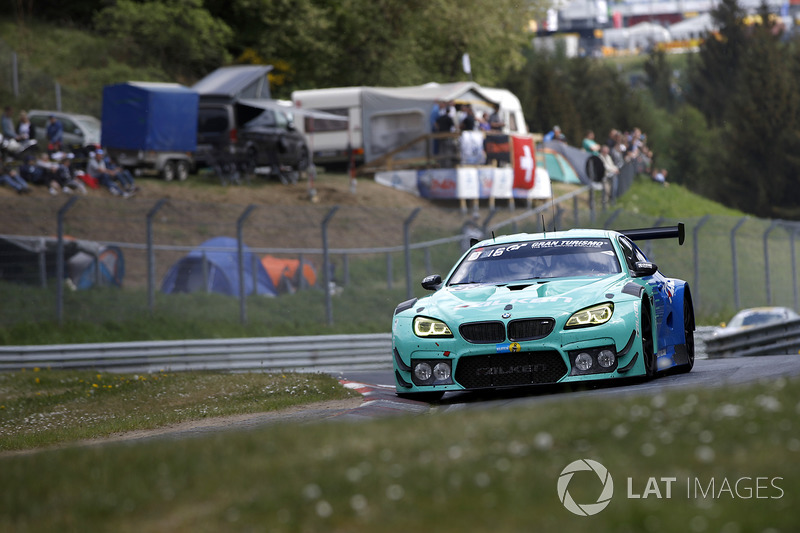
[261,255,317,293]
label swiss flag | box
[512,135,536,189]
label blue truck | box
[101,82,199,181]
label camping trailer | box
[291,82,528,166]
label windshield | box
[729,310,788,328]
[74,115,101,138]
[448,238,621,285]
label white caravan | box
[291,82,528,166]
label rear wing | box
[618,223,685,246]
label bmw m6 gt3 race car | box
[392,224,695,401]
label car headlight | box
[565,303,614,328]
[413,316,453,338]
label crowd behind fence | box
[3,183,800,331]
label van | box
[195,98,309,177]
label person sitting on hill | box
[0,162,31,194]
[52,152,87,195]
[87,149,128,197]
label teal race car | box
[392,224,694,401]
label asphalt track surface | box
[332,355,800,418]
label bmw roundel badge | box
[502,312,511,319]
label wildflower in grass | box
[350,494,368,514]
[93,384,99,388]
[34,367,40,372]
[695,445,715,463]
[315,500,332,518]
[386,484,404,501]
[534,431,553,450]
[35,378,40,384]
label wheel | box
[176,160,190,181]
[641,300,656,377]
[296,146,310,172]
[677,290,695,373]
[396,391,445,403]
[162,161,176,181]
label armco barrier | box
[1,328,718,375]
[0,333,394,374]
[705,319,800,359]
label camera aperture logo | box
[557,459,614,516]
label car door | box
[59,116,84,148]
[618,235,672,350]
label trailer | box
[101,82,198,181]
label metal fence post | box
[791,226,799,312]
[693,215,710,311]
[404,207,422,300]
[146,198,168,314]
[56,197,79,325]
[322,206,339,326]
[730,217,747,310]
[763,220,779,306]
[237,205,257,325]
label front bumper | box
[393,318,643,393]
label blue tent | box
[161,237,277,297]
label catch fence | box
[1,186,799,331]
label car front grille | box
[459,318,555,344]
[507,318,555,341]
[454,351,568,389]
[459,321,506,344]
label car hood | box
[414,274,633,324]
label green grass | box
[1,376,797,532]
[0,369,356,451]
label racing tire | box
[642,300,656,378]
[176,160,190,181]
[162,161,176,181]
[676,290,695,373]
[396,391,445,403]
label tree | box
[686,0,748,127]
[644,49,677,111]
[94,0,233,81]
[716,7,800,218]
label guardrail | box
[1,328,718,375]
[705,319,800,359]
[0,333,394,374]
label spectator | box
[104,152,138,193]
[16,111,35,142]
[1,106,15,139]
[582,130,600,155]
[0,162,31,194]
[651,168,669,187]
[87,149,128,197]
[53,152,87,195]
[35,152,63,195]
[598,144,619,203]
[487,104,504,131]
[46,114,64,152]
[477,112,491,132]
[543,125,565,143]
[460,104,477,131]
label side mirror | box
[287,122,296,131]
[421,274,442,291]
[632,261,658,277]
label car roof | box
[471,228,619,247]
[28,110,99,121]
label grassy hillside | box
[0,17,169,117]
